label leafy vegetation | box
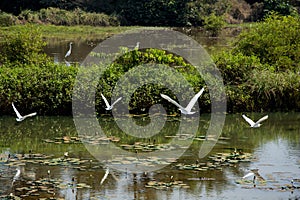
[0,24,50,67]
[0,0,299,27]
[0,24,134,41]
[233,13,300,72]
[0,13,299,116]
[203,13,226,36]
[214,13,300,112]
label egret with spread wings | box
[242,114,268,128]
[160,87,205,115]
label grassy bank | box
[0,24,136,40]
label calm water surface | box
[0,113,299,199]
[44,27,238,64]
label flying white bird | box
[242,114,268,128]
[65,42,73,58]
[100,167,109,185]
[160,87,205,115]
[12,103,37,122]
[101,93,122,110]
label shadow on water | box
[0,113,299,199]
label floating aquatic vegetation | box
[120,141,176,152]
[193,135,231,141]
[80,135,120,144]
[42,136,81,144]
[165,133,194,140]
[13,177,91,199]
[107,155,177,167]
[42,135,121,145]
[175,150,253,171]
[145,180,190,189]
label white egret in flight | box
[242,114,268,128]
[12,103,37,122]
[160,87,205,115]
[101,93,122,110]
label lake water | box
[44,27,239,64]
[0,113,299,199]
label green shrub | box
[0,47,206,116]
[38,7,120,26]
[0,12,17,26]
[95,48,205,114]
[214,13,300,112]
[203,13,226,36]
[248,69,300,111]
[0,24,50,66]
[263,0,294,16]
[213,51,262,85]
[18,10,40,23]
[0,63,77,115]
[233,13,300,72]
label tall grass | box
[0,7,120,27]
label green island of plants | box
[0,13,299,116]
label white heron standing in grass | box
[242,114,268,128]
[65,42,73,58]
[12,102,37,122]
[101,93,122,110]
[160,87,205,115]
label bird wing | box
[110,97,122,107]
[242,114,255,126]
[185,87,205,112]
[23,112,37,119]
[161,94,185,111]
[12,103,22,119]
[100,168,109,185]
[254,115,268,126]
[101,93,111,108]
[242,172,254,179]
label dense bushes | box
[1,13,299,116]
[0,24,50,67]
[0,64,77,115]
[37,7,120,26]
[0,8,120,26]
[0,11,17,26]
[1,0,299,27]
[203,13,226,36]
[233,13,300,72]
[214,13,300,112]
